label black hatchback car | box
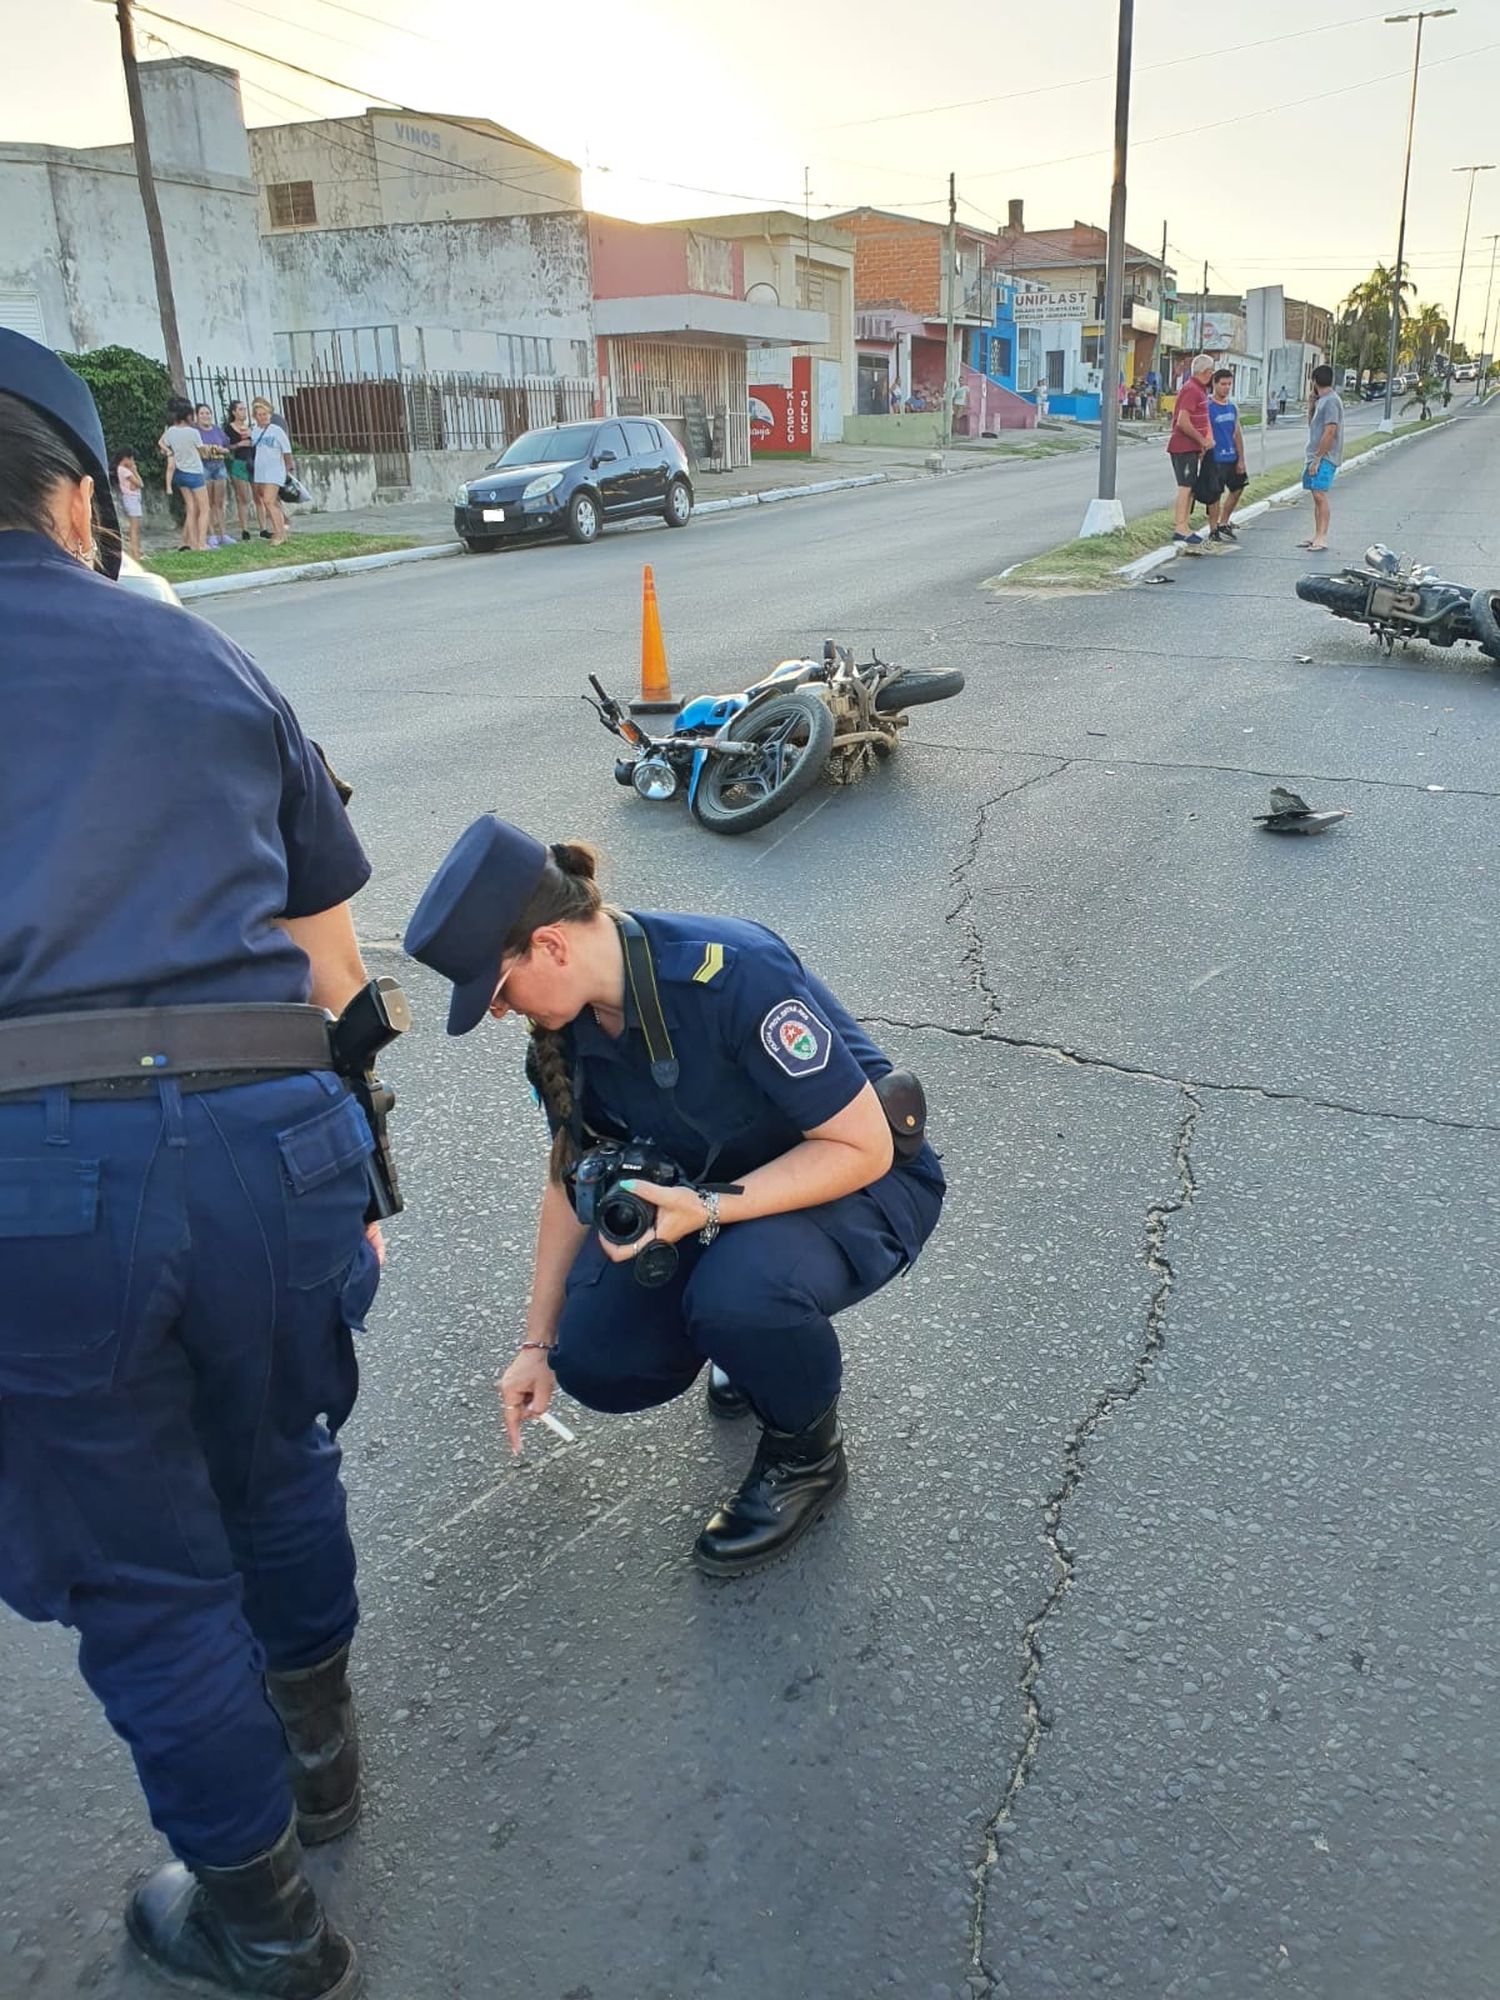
[454,418,694,552]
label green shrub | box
[58,344,172,473]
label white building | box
[0,58,271,367]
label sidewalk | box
[139,435,1078,555]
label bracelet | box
[519,1340,555,1355]
[697,1190,723,1247]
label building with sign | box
[992,201,1178,395]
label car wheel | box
[663,478,693,529]
[462,536,498,554]
[566,492,600,544]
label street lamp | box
[1448,164,1494,392]
[1079,0,1134,536]
[1476,232,1500,400]
[1378,8,1456,435]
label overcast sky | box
[7,0,1500,343]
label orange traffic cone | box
[631,563,678,715]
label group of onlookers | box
[110,397,295,559]
[1167,354,1344,551]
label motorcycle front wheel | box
[1294,575,1370,620]
[690,691,835,835]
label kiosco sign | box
[749,354,812,456]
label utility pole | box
[113,0,185,385]
[1150,217,1167,402]
[1079,0,1133,536]
[1378,9,1456,433]
[1475,231,1500,399]
[1448,162,1494,391]
[941,171,958,452]
[1196,259,1208,349]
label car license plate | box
[482,507,505,522]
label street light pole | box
[1378,8,1456,434]
[941,171,958,453]
[1475,232,1500,400]
[1448,163,1494,392]
[1080,0,1134,537]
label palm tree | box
[1402,302,1449,371]
[1338,265,1416,385]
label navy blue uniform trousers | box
[0,1072,377,1870]
[552,1171,944,1434]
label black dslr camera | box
[570,1142,684,1288]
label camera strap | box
[607,911,723,1180]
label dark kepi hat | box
[404,815,550,1035]
[0,328,122,578]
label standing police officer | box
[405,817,945,1573]
[0,332,377,1997]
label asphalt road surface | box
[2,405,1496,2000]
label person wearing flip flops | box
[1168,354,1217,549]
[1298,363,1344,553]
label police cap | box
[404,814,549,1035]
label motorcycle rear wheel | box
[690,691,835,835]
[1294,576,1369,620]
[872,667,966,712]
[1469,586,1500,662]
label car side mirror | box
[594,448,617,465]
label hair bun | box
[549,840,599,882]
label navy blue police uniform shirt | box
[0,533,370,1018]
[540,909,944,1260]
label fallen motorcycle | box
[1295,543,1500,663]
[584,641,965,835]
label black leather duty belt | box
[0,1004,334,1098]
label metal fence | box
[185,361,597,486]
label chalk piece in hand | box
[539,1409,576,1443]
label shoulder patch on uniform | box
[760,998,832,1077]
[692,942,726,985]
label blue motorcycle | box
[585,642,964,836]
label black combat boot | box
[704,1364,751,1420]
[693,1401,847,1576]
[125,1817,358,1998]
[265,1646,360,1845]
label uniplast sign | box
[749,355,812,456]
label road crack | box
[965,1088,1200,1995]
[948,762,1071,1029]
[861,1015,1499,1136]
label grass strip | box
[148,531,418,584]
[995,422,1430,591]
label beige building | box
[248,109,580,235]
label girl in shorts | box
[158,396,209,552]
[113,449,143,562]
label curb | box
[175,539,461,600]
[1115,417,1458,581]
[170,469,897,597]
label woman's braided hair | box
[510,841,603,1181]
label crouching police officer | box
[0,332,393,1998]
[404,816,945,1574]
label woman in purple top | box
[194,403,230,547]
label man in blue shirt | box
[1207,368,1248,542]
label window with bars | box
[267,181,318,229]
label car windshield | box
[494,425,596,468]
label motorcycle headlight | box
[454,483,469,505]
[522,472,564,501]
[631,757,679,802]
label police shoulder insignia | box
[692,942,727,986]
[760,997,832,1077]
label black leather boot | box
[265,1646,360,1846]
[125,1817,359,1998]
[704,1365,751,1420]
[693,1401,847,1576]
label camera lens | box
[597,1188,651,1246]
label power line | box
[302,0,445,42]
[826,8,1392,131]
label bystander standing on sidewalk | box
[1206,369,1247,541]
[250,396,294,545]
[113,448,143,562]
[194,403,230,548]
[159,396,209,553]
[1298,363,1344,552]
[224,399,255,540]
[1168,353,1217,548]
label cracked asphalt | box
[2,408,1496,1999]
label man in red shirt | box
[1168,353,1217,547]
